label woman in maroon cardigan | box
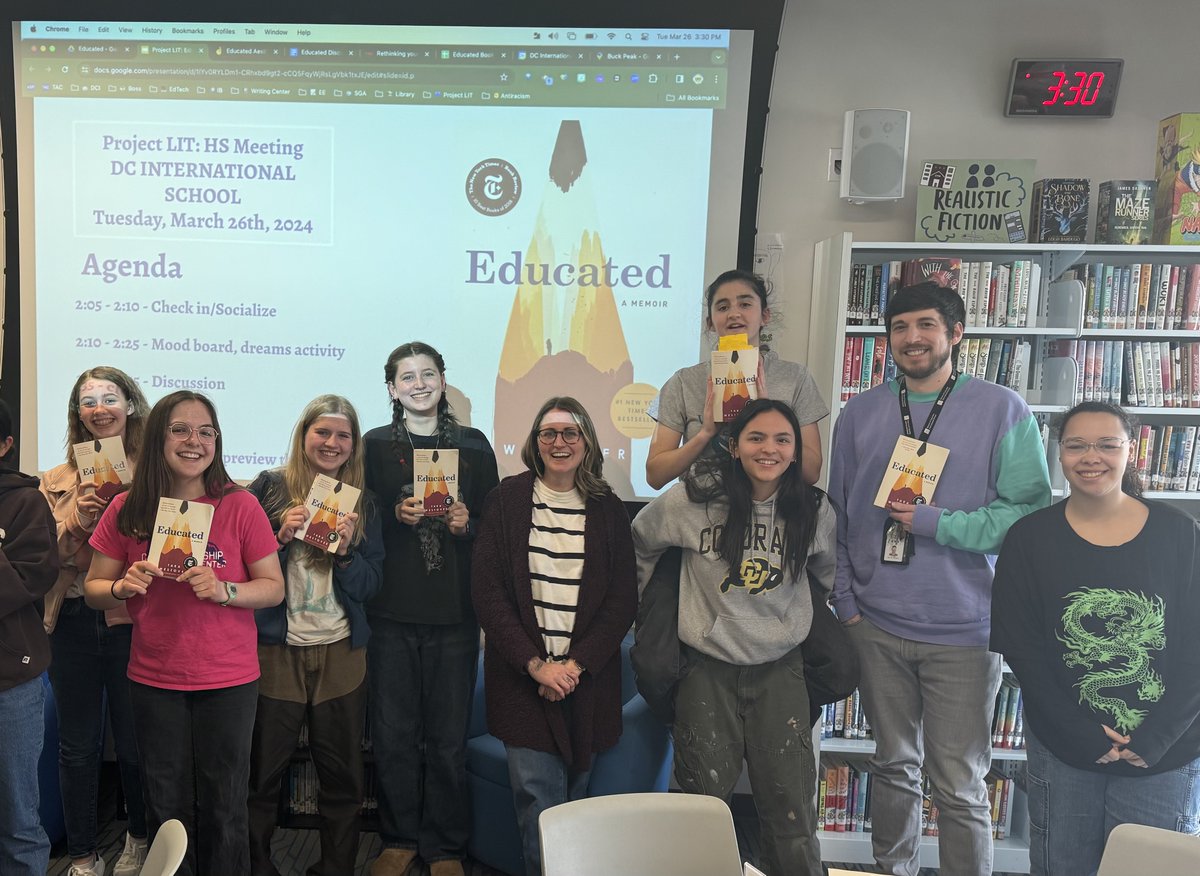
[471,396,637,876]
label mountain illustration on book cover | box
[915,159,1036,244]
[493,120,635,496]
[72,436,131,501]
[296,475,363,552]
[873,436,950,509]
[711,348,759,422]
[414,448,458,517]
[148,498,214,577]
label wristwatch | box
[219,581,238,606]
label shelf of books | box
[809,234,1200,503]
[815,679,1029,872]
[280,714,379,830]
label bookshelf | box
[807,235,1199,873]
[809,234,1200,505]
[815,680,1029,873]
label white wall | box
[758,0,1198,365]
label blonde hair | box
[270,395,366,565]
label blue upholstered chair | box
[466,635,674,876]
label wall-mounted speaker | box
[840,108,910,203]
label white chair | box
[139,819,188,876]
[1097,822,1200,876]
[539,792,743,876]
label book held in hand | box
[296,475,363,551]
[414,449,458,517]
[711,347,759,423]
[148,498,214,577]
[73,436,131,501]
[874,436,949,509]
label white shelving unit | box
[809,233,1200,504]
[806,235,1200,873]
[817,738,1030,873]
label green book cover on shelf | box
[915,159,1036,244]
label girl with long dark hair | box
[364,342,498,876]
[645,269,827,488]
[633,398,836,876]
[992,402,1200,876]
[84,391,284,876]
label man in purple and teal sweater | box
[829,282,1050,876]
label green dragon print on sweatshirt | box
[1057,587,1166,735]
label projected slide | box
[14,22,748,498]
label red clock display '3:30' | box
[1039,70,1105,106]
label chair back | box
[539,792,742,876]
[1097,822,1200,876]
[140,819,188,876]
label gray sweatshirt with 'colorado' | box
[632,481,836,665]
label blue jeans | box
[0,676,49,876]
[131,680,259,876]
[505,745,590,876]
[368,617,478,862]
[847,617,1002,876]
[49,598,146,857]
[1026,729,1200,876]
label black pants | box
[130,680,258,876]
[248,641,367,876]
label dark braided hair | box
[383,341,463,476]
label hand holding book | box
[112,559,164,598]
[396,496,424,526]
[333,511,359,556]
[276,505,310,545]
[178,564,225,603]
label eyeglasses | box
[536,428,582,445]
[167,423,219,444]
[1060,439,1128,456]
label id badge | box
[880,518,914,566]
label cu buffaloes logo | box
[720,557,783,595]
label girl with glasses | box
[472,397,637,876]
[84,391,284,876]
[645,269,828,489]
[633,398,836,876]
[246,395,383,876]
[40,367,151,876]
[992,401,1200,876]
[364,342,498,876]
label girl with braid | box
[364,342,499,876]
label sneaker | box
[112,834,149,876]
[67,854,105,876]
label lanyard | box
[898,370,958,445]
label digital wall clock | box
[1004,58,1124,118]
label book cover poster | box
[1154,113,1200,244]
[413,449,458,517]
[148,498,215,577]
[72,435,131,501]
[711,348,759,422]
[1031,178,1089,243]
[296,475,363,551]
[915,159,1036,244]
[873,436,949,508]
[1096,180,1155,245]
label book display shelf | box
[807,233,1200,873]
[810,234,1200,505]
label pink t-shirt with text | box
[90,488,277,690]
